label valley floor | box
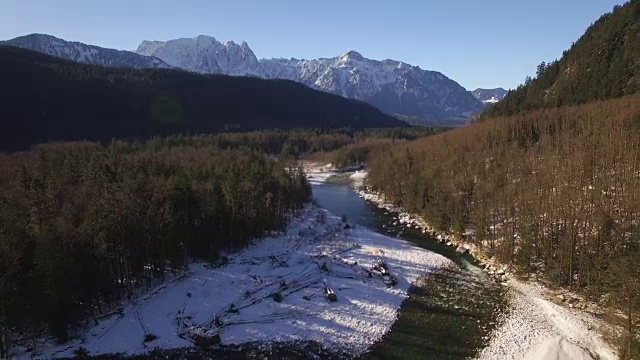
[14,203,451,359]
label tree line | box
[367,96,640,357]
[332,138,402,170]
[145,127,444,159]
[327,127,447,170]
[0,137,311,356]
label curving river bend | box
[313,182,508,360]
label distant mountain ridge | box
[2,33,483,124]
[0,45,405,151]
[135,35,482,123]
[471,88,508,104]
[3,34,171,69]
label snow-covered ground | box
[349,170,367,188]
[304,162,337,185]
[477,279,617,360]
[20,203,452,359]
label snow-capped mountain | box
[260,51,481,120]
[136,35,262,76]
[3,33,483,122]
[470,88,508,105]
[135,36,482,121]
[3,34,170,69]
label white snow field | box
[476,279,617,360]
[304,162,336,185]
[23,206,452,358]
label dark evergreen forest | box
[0,45,406,152]
[0,127,441,356]
[0,137,311,354]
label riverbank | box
[305,162,509,359]
[348,169,618,360]
[14,200,453,359]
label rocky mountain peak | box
[340,50,365,62]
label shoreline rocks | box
[356,187,512,284]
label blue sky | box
[1,0,627,90]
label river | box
[313,182,482,270]
[312,182,508,359]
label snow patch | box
[303,162,337,185]
[474,277,616,360]
[350,170,367,188]
[482,97,500,104]
[524,336,597,360]
[19,206,451,358]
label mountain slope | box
[135,38,482,122]
[0,45,405,151]
[262,51,482,121]
[484,1,639,117]
[471,88,508,104]
[3,33,171,69]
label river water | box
[312,182,507,359]
[313,182,477,269]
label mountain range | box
[135,35,483,123]
[0,45,405,151]
[4,34,490,124]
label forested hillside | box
[485,0,639,117]
[0,45,405,152]
[366,96,640,356]
[0,137,311,354]
[362,4,640,355]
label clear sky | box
[1,0,627,90]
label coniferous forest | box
[368,96,640,355]
[0,128,438,357]
[0,138,311,353]
[485,0,639,117]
